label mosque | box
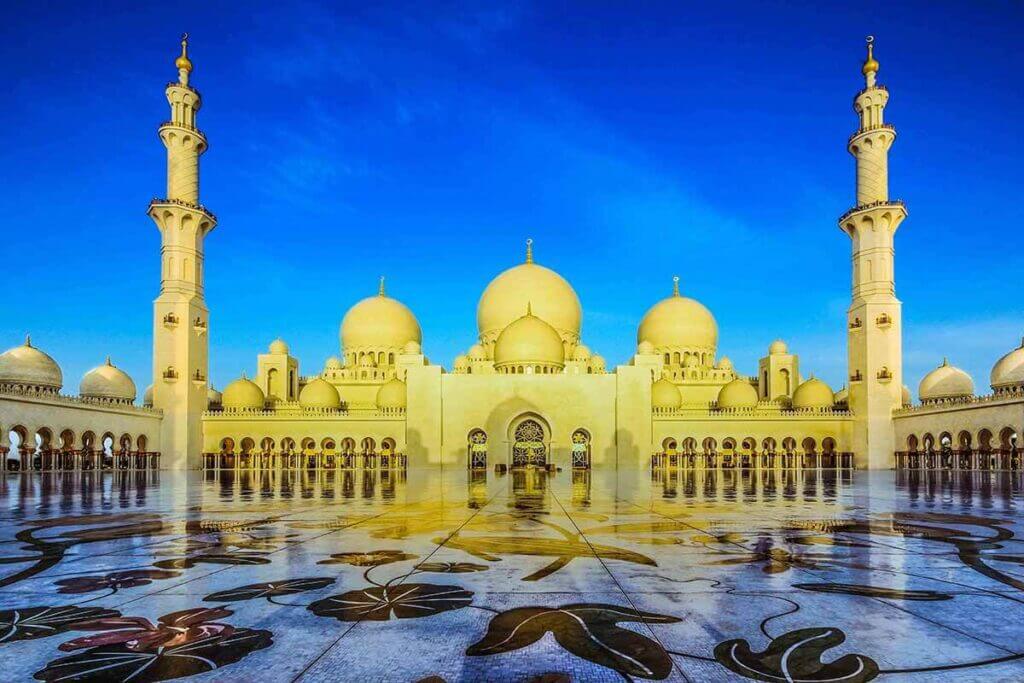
[0,37,1020,473]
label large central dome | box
[477,240,581,346]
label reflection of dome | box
[325,356,342,370]
[340,280,422,352]
[207,386,222,407]
[80,358,136,402]
[144,384,154,407]
[901,384,912,406]
[299,378,341,409]
[493,305,566,371]
[769,339,788,355]
[792,377,835,409]
[377,378,407,409]
[991,338,1024,391]
[269,338,289,354]
[637,278,717,355]
[717,378,758,409]
[652,378,682,409]
[919,358,974,402]
[223,375,265,410]
[477,241,581,345]
[0,336,62,391]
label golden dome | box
[0,335,62,391]
[454,355,469,371]
[717,378,758,409]
[222,375,265,410]
[477,240,581,345]
[207,386,222,406]
[269,338,289,355]
[143,384,155,407]
[299,378,341,409]
[718,356,734,371]
[862,37,879,76]
[637,277,717,353]
[991,338,1024,391]
[403,340,422,355]
[340,280,422,353]
[637,340,655,355]
[175,34,193,73]
[468,344,486,361]
[652,377,682,409]
[574,344,592,361]
[833,385,849,405]
[901,384,912,407]
[80,358,136,402]
[792,377,835,409]
[377,378,407,409]
[591,354,606,371]
[919,358,974,402]
[493,305,566,370]
[769,339,788,355]
[325,356,342,370]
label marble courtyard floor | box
[2,468,1024,681]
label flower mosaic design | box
[0,606,119,645]
[708,547,821,574]
[414,561,489,574]
[203,578,335,604]
[153,553,272,569]
[714,627,879,682]
[792,583,953,601]
[57,607,237,652]
[317,550,418,567]
[466,603,681,680]
[54,570,181,595]
[309,583,473,622]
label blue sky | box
[1,1,1021,398]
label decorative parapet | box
[894,388,1023,417]
[838,199,906,224]
[148,197,218,223]
[654,404,852,419]
[0,384,162,416]
[203,405,404,419]
[848,122,896,145]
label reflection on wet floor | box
[3,467,1024,681]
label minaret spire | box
[862,36,879,88]
[175,33,193,86]
[525,238,533,264]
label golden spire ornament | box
[525,238,534,264]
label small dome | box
[637,278,718,353]
[574,344,592,361]
[718,357,734,371]
[637,340,655,355]
[769,339,788,355]
[792,377,835,409]
[919,358,974,402]
[377,377,407,409]
[901,384,912,407]
[80,358,136,401]
[454,355,469,371]
[143,384,154,407]
[222,375,265,410]
[340,281,422,353]
[591,354,606,371]
[477,241,582,345]
[403,340,422,355]
[0,336,62,391]
[268,338,289,355]
[991,338,1024,391]
[207,386,222,406]
[299,378,341,409]
[493,305,566,369]
[717,378,758,409]
[468,344,486,361]
[833,385,849,405]
[652,377,682,410]
[325,356,342,370]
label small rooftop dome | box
[919,358,974,402]
[269,338,289,355]
[717,378,758,409]
[377,377,407,409]
[222,375,265,410]
[652,377,682,410]
[299,378,341,409]
[769,339,788,355]
[792,376,835,410]
[80,358,136,402]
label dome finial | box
[175,33,193,84]
[941,357,949,367]
[525,238,533,264]
[378,275,386,297]
[526,301,533,316]
[105,356,112,366]
[24,333,31,347]
[672,275,680,297]
[862,35,879,83]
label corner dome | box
[493,305,566,371]
[591,354,606,371]
[143,384,154,407]
[574,344,592,361]
[0,336,62,391]
[403,340,422,355]
[792,377,835,409]
[468,344,486,361]
[637,340,655,355]
[769,339,788,355]
[222,375,265,410]
[637,277,717,355]
[901,384,912,407]
[991,337,1024,391]
[268,338,289,355]
[299,378,341,409]
[376,377,407,409]
[80,358,136,402]
[652,377,682,410]
[718,357,734,371]
[207,386,222,407]
[919,358,974,402]
[454,355,469,372]
[477,240,581,346]
[833,385,849,405]
[340,279,422,353]
[325,356,342,370]
[717,378,758,409]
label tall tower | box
[150,35,216,468]
[839,37,906,469]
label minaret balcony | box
[876,368,893,383]
[838,199,907,227]
[875,313,892,328]
[162,367,179,382]
[191,369,206,386]
[847,123,896,146]
[193,317,207,335]
[849,317,863,330]
[149,197,218,224]
[158,120,203,134]
[162,312,179,328]
[850,370,864,383]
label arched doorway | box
[571,429,591,469]
[468,429,487,469]
[510,417,547,468]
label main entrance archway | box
[510,417,547,468]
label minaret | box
[839,37,906,469]
[150,34,216,468]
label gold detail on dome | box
[175,33,193,74]
[862,36,879,76]
[525,238,533,264]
